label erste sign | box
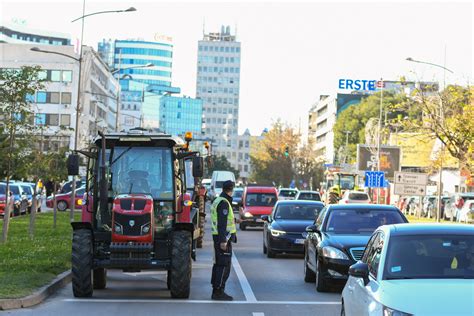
[339,79,376,91]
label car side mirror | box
[192,156,204,178]
[261,215,269,222]
[349,262,370,286]
[67,154,80,176]
[305,224,319,233]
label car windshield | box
[215,181,224,188]
[274,203,323,220]
[384,234,474,280]
[21,185,33,195]
[325,209,405,234]
[108,147,173,200]
[246,193,277,207]
[233,190,243,198]
[10,186,20,195]
[298,193,321,201]
[279,190,297,197]
[338,175,356,190]
[348,193,369,200]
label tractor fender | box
[71,221,93,231]
[173,223,195,233]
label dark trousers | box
[211,237,232,290]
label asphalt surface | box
[5,206,341,316]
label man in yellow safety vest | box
[210,180,237,301]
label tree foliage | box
[205,155,240,179]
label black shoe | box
[211,289,233,301]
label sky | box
[1,0,473,136]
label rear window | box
[325,208,405,234]
[298,193,321,201]
[245,193,277,207]
[349,193,369,200]
[279,190,297,197]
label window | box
[51,70,61,82]
[60,114,71,126]
[244,165,248,172]
[38,70,47,80]
[35,113,46,125]
[61,92,71,104]
[238,153,243,159]
[62,71,72,82]
[49,92,60,104]
[225,47,230,52]
[46,114,59,126]
[364,232,384,278]
[177,112,181,119]
[36,91,47,103]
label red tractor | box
[69,128,204,298]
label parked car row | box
[0,181,42,216]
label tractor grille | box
[120,199,132,210]
[114,212,151,236]
[349,247,365,261]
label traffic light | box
[284,146,289,157]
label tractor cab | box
[69,128,204,299]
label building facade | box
[308,95,338,163]
[0,22,70,46]
[0,43,119,151]
[196,26,241,168]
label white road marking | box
[253,313,265,316]
[232,251,257,302]
[62,299,340,305]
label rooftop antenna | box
[202,18,206,37]
[235,22,238,39]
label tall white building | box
[308,95,338,164]
[196,26,241,168]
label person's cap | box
[223,180,235,191]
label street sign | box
[365,171,385,188]
[394,183,427,196]
[394,172,428,185]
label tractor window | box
[109,147,173,200]
[339,175,355,190]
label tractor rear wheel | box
[328,192,339,204]
[169,230,192,298]
[93,268,107,289]
[72,229,93,297]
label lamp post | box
[406,56,454,222]
[31,2,136,221]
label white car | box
[278,188,298,200]
[295,190,321,201]
[341,223,474,316]
[459,200,474,223]
[339,191,371,204]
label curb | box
[0,270,71,310]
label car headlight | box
[244,211,253,218]
[270,228,286,237]
[322,246,349,260]
[383,306,413,316]
[141,223,151,234]
[114,223,123,234]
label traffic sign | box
[365,171,385,188]
[394,183,427,196]
[394,172,428,185]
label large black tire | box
[93,268,107,289]
[328,192,339,204]
[169,230,192,298]
[304,251,316,283]
[315,257,329,292]
[58,200,68,212]
[72,229,93,297]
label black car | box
[232,187,244,215]
[262,200,325,258]
[304,204,408,292]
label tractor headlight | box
[114,223,123,234]
[141,223,151,234]
[270,229,286,237]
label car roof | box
[298,190,320,194]
[279,188,298,191]
[327,204,398,211]
[276,200,324,206]
[387,223,474,236]
[245,186,277,193]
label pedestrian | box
[45,179,54,197]
[210,180,237,301]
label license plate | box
[294,239,305,244]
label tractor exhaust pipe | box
[98,131,108,219]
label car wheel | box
[304,251,316,283]
[263,239,267,254]
[315,257,329,292]
[341,300,346,316]
[57,200,68,212]
[239,223,246,231]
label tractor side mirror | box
[67,154,79,176]
[192,156,204,178]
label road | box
[5,211,341,316]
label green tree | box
[0,66,44,242]
[333,91,410,163]
[205,155,240,179]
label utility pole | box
[377,78,384,204]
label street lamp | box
[406,56,454,223]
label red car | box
[239,186,278,230]
[46,187,85,211]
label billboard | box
[357,145,401,178]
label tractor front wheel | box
[169,230,192,298]
[72,229,93,297]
